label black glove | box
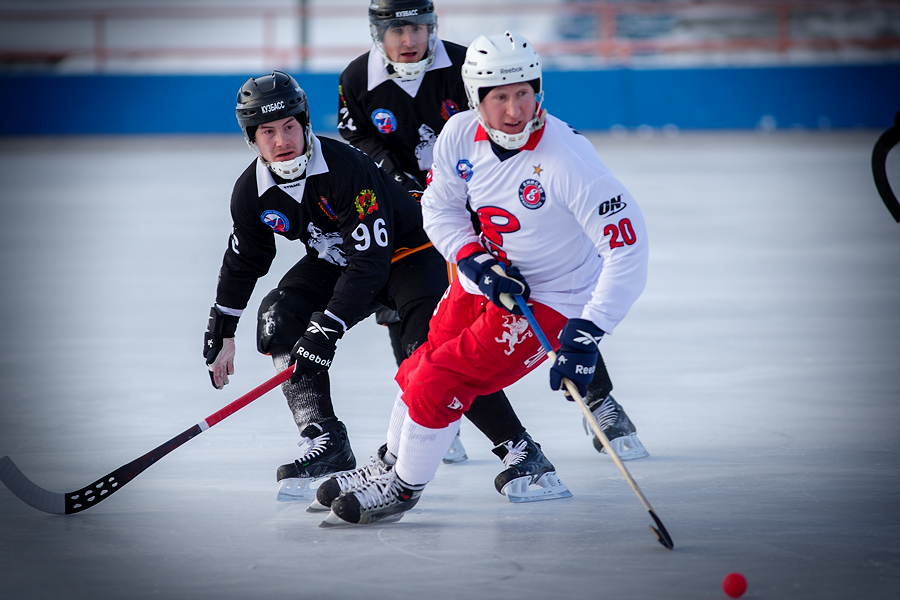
[289,312,344,383]
[204,306,239,389]
[391,169,425,196]
[457,251,530,314]
[549,318,605,399]
[372,149,424,197]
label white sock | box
[385,390,407,460]
[394,415,461,486]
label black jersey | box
[337,40,468,185]
[215,135,430,325]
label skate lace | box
[335,455,388,490]
[588,397,618,432]
[352,473,397,510]
[500,439,529,468]
[296,431,330,461]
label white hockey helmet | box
[462,31,545,150]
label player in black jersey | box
[338,1,467,193]
[203,70,453,503]
[335,0,649,481]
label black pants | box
[257,248,446,359]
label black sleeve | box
[214,168,276,311]
[338,60,405,175]
[319,144,402,324]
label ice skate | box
[582,395,649,461]
[276,420,356,502]
[308,444,393,512]
[442,431,468,464]
[321,471,424,526]
[492,432,572,503]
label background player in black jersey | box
[338,0,467,193]
[337,0,650,467]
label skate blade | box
[442,437,468,464]
[319,511,405,528]
[306,497,330,512]
[601,434,649,461]
[501,472,573,503]
[276,477,316,502]
[441,452,468,464]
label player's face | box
[254,116,304,163]
[479,83,537,135]
[382,24,429,63]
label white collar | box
[255,134,328,203]
[366,38,451,96]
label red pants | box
[395,280,567,428]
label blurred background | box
[0,0,898,135]
[1,5,899,598]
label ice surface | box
[0,130,898,599]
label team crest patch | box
[318,196,338,222]
[456,159,473,182]
[371,108,397,134]
[440,99,460,121]
[518,179,545,209]
[355,189,378,220]
[261,209,290,233]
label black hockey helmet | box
[235,70,309,144]
[368,0,436,39]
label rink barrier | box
[2,63,898,135]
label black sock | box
[464,390,526,446]
[273,353,336,431]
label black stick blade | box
[872,111,900,223]
[1,371,288,515]
[1,424,204,515]
[63,424,204,514]
[649,509,674,549]
[65,466,130,514]
[0,456,65,515]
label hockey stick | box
[513,295,674,550]
[872,111,900,223]
[0,367,294,515]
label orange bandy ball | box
[722,572,748,598]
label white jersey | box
[422,111,648,334]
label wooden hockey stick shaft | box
[513,295,673,549]
[0,367,294,515]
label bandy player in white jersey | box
[316,31,649,526]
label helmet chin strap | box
[267,155,309,180]
[383,51,434,80]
